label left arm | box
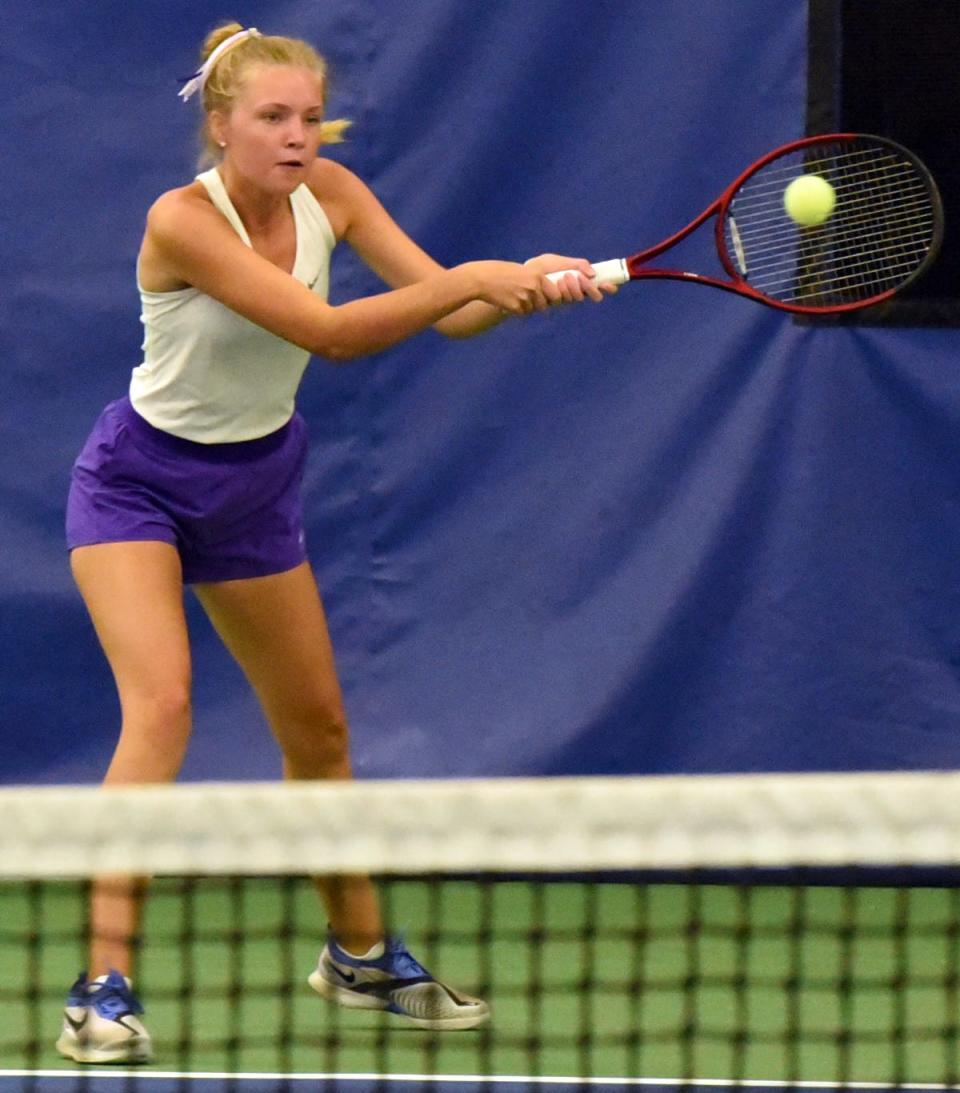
[309,160,610,338]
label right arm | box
[141,188,551,363]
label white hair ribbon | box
[178,27,262,102]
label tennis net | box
[3,771,960,1089]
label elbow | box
[312,343,358,364]
[305,331,365,363]
[436,324,468,341]
[305,312,369,363]
[433,317,471,341]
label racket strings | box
[733,173,931,247]
[733,211,932,277]
[733,177,931,242]
[734,185,932,247]
[757,254,931,303]
[739,210,933,297]
[787,257,934,302]
[731,234,931,303]
[722,141,937,305]
[733,215,933,298]
[737,148,905,189]
[734,197,933,248]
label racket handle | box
[546,258,629,286]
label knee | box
[107,683,192,783]
[277,705,351,779]
[121,684,192,745]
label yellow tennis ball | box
[783,174,836,226]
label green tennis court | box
[4,875,959,1085]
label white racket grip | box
[546,258,629,286]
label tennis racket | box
[550,134,943,315]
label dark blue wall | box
[3,1,959,784]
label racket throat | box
[727,217,748,275]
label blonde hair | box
[196,21,351,165]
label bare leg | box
[71,542,193,977]
[195,561,383,952]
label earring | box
[218,141,226,148]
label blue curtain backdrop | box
[1,1,958,784]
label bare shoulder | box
[146,180,222,241]
[305,157,362,198]
[140,180,239,292]
[304,158,376,239]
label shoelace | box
[383,938,430,979]
[88,978,144,1018]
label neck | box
[216,161,291,229]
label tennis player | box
[56,21,613,1065]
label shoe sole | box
[56,1032,153,1065]
[307,971,490,1031]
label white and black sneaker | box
[308,935,490,1030]
[56,970,153,1064]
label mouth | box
[278,159,305,168]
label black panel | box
[808,0,960,325]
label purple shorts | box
[66,398,309,584]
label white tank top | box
[130,168,336,442]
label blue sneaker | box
[56,970,153,1064]
[308,935,490,1030]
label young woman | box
[57,21,614,1064]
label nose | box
[285,119,306,147]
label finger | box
[556,270,596,302]
[583,277,606,302]
[552,258,598,281]
[553,271,584,297]
[567,273,588,301]
[541,277,564,305]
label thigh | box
[71,540,192,700]
[194,560,346,725]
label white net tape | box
[3,771,960,878]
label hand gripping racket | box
[550,134,943,315]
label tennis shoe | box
[56,970,153,1064]
[308,935,490,1030]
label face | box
[213,64,326,193]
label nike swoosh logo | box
[65,1012,89,1033]
[329,964,356,984]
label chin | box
[274,167,307,189]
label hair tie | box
[178,27,262,102]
